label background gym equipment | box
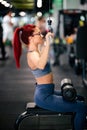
[47,0,53,33]
[69,46,76,68]
[74,58,82,75]
[47,19,53,32]
[61,78,77,102]
[76,24,87,87]
[57,9,87,38]
[61,78,85,102]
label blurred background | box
[0,0,87,130]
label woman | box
[13,24,87,130]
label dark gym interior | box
[0,0,87,130]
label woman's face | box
[32,27,44,45]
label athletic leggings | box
[34,83,87,130]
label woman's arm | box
[28,32,54,70]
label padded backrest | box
[76,25,87,60]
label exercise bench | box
[14,102,75,130]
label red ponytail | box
[13,27,22,68]
[13,24,36,68]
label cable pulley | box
[47,0,53,32]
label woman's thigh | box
[35,90,87,113]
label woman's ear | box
[28,36,32,42]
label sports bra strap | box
[27,50,35,53]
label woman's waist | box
[35,73,53,84]
[35,82,54,90]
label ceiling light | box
[5,3,10,7]
[1,0,6,5]
[37,12,42,17]
[37,0,42,8]
[19,11,26,17]
[0,0,3,2]
[10,5,13,8]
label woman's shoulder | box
[27,50,40,60]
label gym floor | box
[0,46,87,130]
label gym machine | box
[76,23,87,87]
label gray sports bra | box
[31,62,52,78]
[28,50,52,78]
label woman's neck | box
[28,43,38,52]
